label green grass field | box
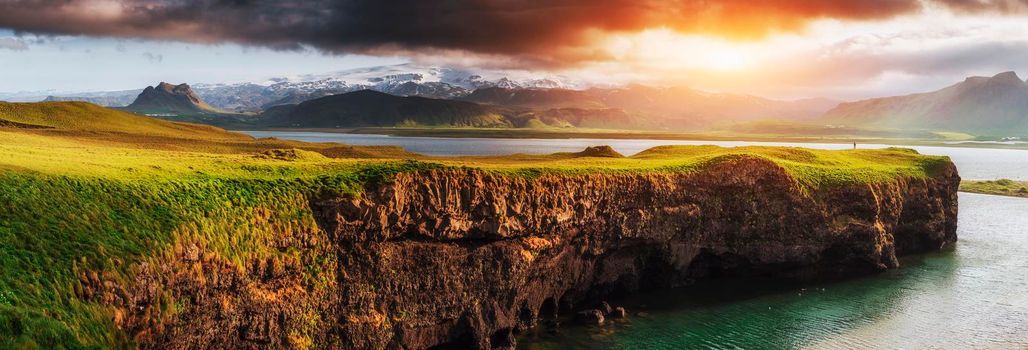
[961,179,1028,198]
[0,102,954,348]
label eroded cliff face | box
[98,156,959,349]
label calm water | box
[241,131,1028,180]
[518,193,1028,349]
[243,131,1028,348]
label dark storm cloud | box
[0,0,1023,66]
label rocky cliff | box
[124,82,219,115]
[90,155,958,349]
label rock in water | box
[611,307,628,319]
[576,310,605,325]
[489,328,517,350]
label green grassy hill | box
[259,90,675,130]
[0,101,244,140]
[961,179,1028,198]
[262,90,514,128]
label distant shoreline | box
[233,127,1028,151]
[961,180,1028,199]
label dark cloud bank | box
[0,0,1025,66]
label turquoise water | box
[518,193,1028,349]
[241,131,1028,348]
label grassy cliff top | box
[0,127,950,186]
[0,102,954,349]
[0,129,950,185]
[444,145,949,185]
[0,102,950,186]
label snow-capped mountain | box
[278,64,581,90]
[188,64,583,111]
[5,63,584,111]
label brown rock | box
[576,310,605,325]
[611,307,628,319]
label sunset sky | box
[2,0,1028,99]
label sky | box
[2,0,1028,100]
[0,29,406,93]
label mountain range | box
[256,86,837,130]
[108,70,838,130]
[13,64,835,123]
[823,71,1028,135]
[10,64,1028,136]
[1,64,574,111]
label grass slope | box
[0,101,241,140]
[0,102,953,348]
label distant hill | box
[258,87,837,131]
[461,87,605,109]
[0,101,246,140]
[42,90,139,107]
[461,86,837,129]
[516,108,653,129]
[118,82,261,128]
[261,90,513,128]
[822,72,1028,135]
[124,82,221,115]
[588,86,837,127]
[194,80,471,112]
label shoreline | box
[960,190,1028,199]
[232,127,1028,151]
[961,180,1028,199]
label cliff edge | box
[98,153,958,349]
[0,123,959,349]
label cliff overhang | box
[303,155,959,349]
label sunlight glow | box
[603,29,763,72]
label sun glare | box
[701,50,751,71]
[603,29,761,73]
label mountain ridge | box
[822,71,1028,135]
[260,89,514,128]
